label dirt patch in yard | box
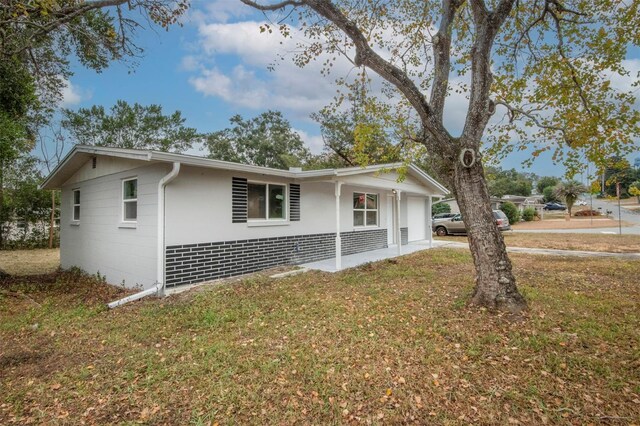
[512,217,632,230]
[1,250,639,425]
[0,249,60,276]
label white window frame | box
[353,192,379,227]
[247,181,288,222]
[72,189,81,222]
[122,177,138,223]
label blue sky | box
[59,0,639,179]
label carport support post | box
[396,190,402,256]
[335,181,343,271]
[427,196,433,248]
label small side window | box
[72,189,80,221]
[123,178,138,222]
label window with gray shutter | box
[289,183,300,221]
[232,177,248,223]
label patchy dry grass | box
[0,249,60,276]
[511,218,633,230]
[438,233,640,253]
[1,250,639,425]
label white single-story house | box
[41,145,447,293]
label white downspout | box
[396,190,402,256]
[156,162,181,297]
[107,162,180,309]
[335,181,343,271]
[427,196,433,248]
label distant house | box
[434,194,544,216]
[41,145,447,291]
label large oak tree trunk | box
[450,156,527,314]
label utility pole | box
[617,182,622,235]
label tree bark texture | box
[450,155,527,313]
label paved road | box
[586,197,640,224]
[511,197,640,235]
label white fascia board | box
[149,151,297,178]
[407,164,449,195]
[40,145,449,195]
[40,145,153,189]
[39,146,82,190]
[334,163,402,177]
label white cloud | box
[189,0,253,25]
[188,21,355,120]
[186,18,482,137]
[179,55,200,72]
[60,80,88,107]
[609,58,640,96]
[294,128,325,154]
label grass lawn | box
[0,249,60,276]
[1,249,639,425]
[437,233,640,253]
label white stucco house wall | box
[42,145,447,292]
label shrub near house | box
[522,207,535,222]
[500,202,520,224]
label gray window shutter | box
[232,177,248,223]
[289,183,300,221]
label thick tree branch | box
[2,0,183,57]
[241,0,452,146]
[494,100,572,145]
[547,5,593,116]
[240,0,303,10]
[308,0,455,145]
[430,0,465,123]
[462,0,515,143]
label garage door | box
[407,197,426,241]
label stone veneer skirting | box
[165,228,391,287]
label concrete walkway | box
[438,241,640,259]
[301,239,450,272]
[302,238,639,274]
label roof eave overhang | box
[40,145,449,196]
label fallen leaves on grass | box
[0,249,639,424]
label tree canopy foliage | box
[536,176,560,195]
[0,154,53,248]
[0,0,188,114]
[600,156,640,197]
[62,100,201,152]
[204,111,311,170]
[243,0,639,176]
[485,167,533,197]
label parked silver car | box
[432,212,458,221]
[432,210,511,236]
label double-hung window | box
[248,183,286,220]
[122,178,138,222]
[353,192,378,227]
[72,189,80,221]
